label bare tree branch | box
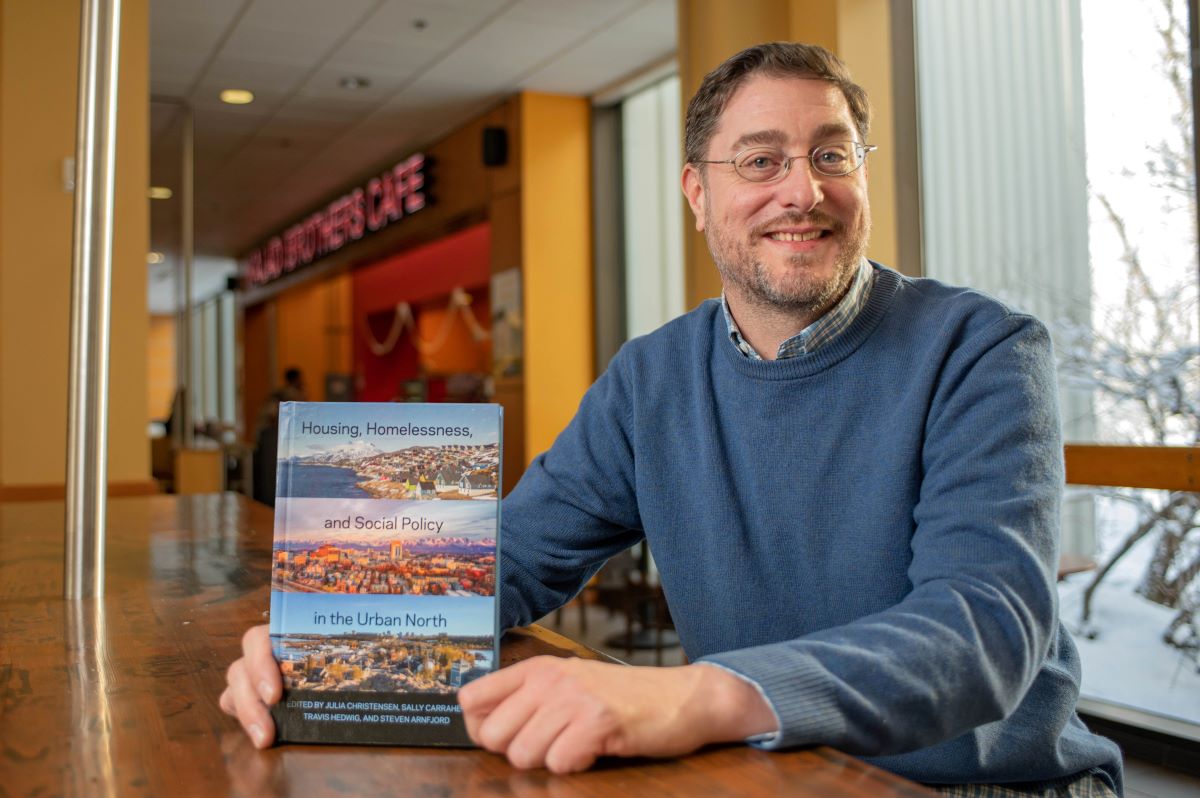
[1081,493,1193,622]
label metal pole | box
[181,105,195,449]
[65,0,122,600]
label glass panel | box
[1058,488,1200,730]
[1065,0,1200,734]
[1066,0,1199,448]
[914,0,1200,734]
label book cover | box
[268,401,501,746]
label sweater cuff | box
[699,646,844,749]
[694,662,781,745]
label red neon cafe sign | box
[243,153,427,288]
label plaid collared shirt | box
[721,258,875,359]
[932,772,1117,797]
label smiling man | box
[222,43,1123,796]
[685,72,873,357]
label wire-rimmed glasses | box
[694,142,877,182]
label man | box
[223,43,1123,795]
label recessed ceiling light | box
[147,252,165,264]
[339,76,371,91]
[220,89,254,105]
[148,186,173,200]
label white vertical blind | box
[219,292,236,427]
[622,75,686,339]
[914,0,1095,554]
[190,304,204,428]
[202,299,219,421]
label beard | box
[705,207,870,317]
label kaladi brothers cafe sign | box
[243,153,428,288]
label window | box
[912,0,1200,735]
[592,71,687,370]
[620,75,686,340]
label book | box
[268,401,502,746]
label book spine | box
[276,402,295,498]
[493,405,503,670]
[269,402,292,715]
[272,401,297,742]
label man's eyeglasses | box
[694,142,878,182]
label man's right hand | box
[219,625,281,748]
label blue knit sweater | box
[499,265,1122,791]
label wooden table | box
[0,493,934,797]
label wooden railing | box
[1064,444,1198,491]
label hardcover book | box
[268,401,501,746]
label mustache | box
[751,212,843,237]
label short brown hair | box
[683,42,871,164]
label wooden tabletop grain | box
[0,493,935,797]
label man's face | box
[682,75,871,317]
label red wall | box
[352,224,491,401]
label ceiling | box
[148,0,677,282]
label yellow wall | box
[147,315,175,420]
[830,0,897,273]
[519,93,593,463]
[272,271,352,402]
[677,0,899,307]
[276,278,328,401]
[0,0,149,490]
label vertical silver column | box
[65,0,123,600]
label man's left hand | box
[457,655,778,773]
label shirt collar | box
[722,258,875,360]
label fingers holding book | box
[220,624,282,748]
